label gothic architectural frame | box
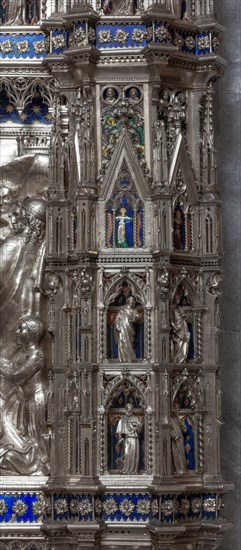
[0,0,233,549]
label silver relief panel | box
[0,151,50,475]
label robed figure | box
[115,296,140,362]
[170,412,188,474]
[116,403,142,474]
[171,306,190,363]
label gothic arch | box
[25,543,43,550]
[104,274,146,307]
[104,375,147,409]
[173,193,190,214]
[99,374,152,475]
[172,378,201,410]
[0,0,227,543]
[171,277,197,308]
[98,275,146,363]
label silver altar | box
[0,0,235,548]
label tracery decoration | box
[0,0,228,546]
[0,77,56,116]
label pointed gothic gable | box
[169,133,198,205]
[99,129,152,201]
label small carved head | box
[126,296,136,308]
[23,196,47,241]
[24,196,47,223]
[128,87,139,100]
[16,315,45,345]
[176,91,186,106]
[125,403,134,415]
[11,202,28,233]
[160,88,170,104]
[0,182,18,214]
[45,272,62,294]
[119,207,127,215]
[105,87,117,102]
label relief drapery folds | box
[2,0,39,25]
[0,315,49,474]
[115,297,140,362]
[0,167,49,475]
[116,403,142,474]
[171,292,190,363]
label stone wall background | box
[215,1,241,549]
